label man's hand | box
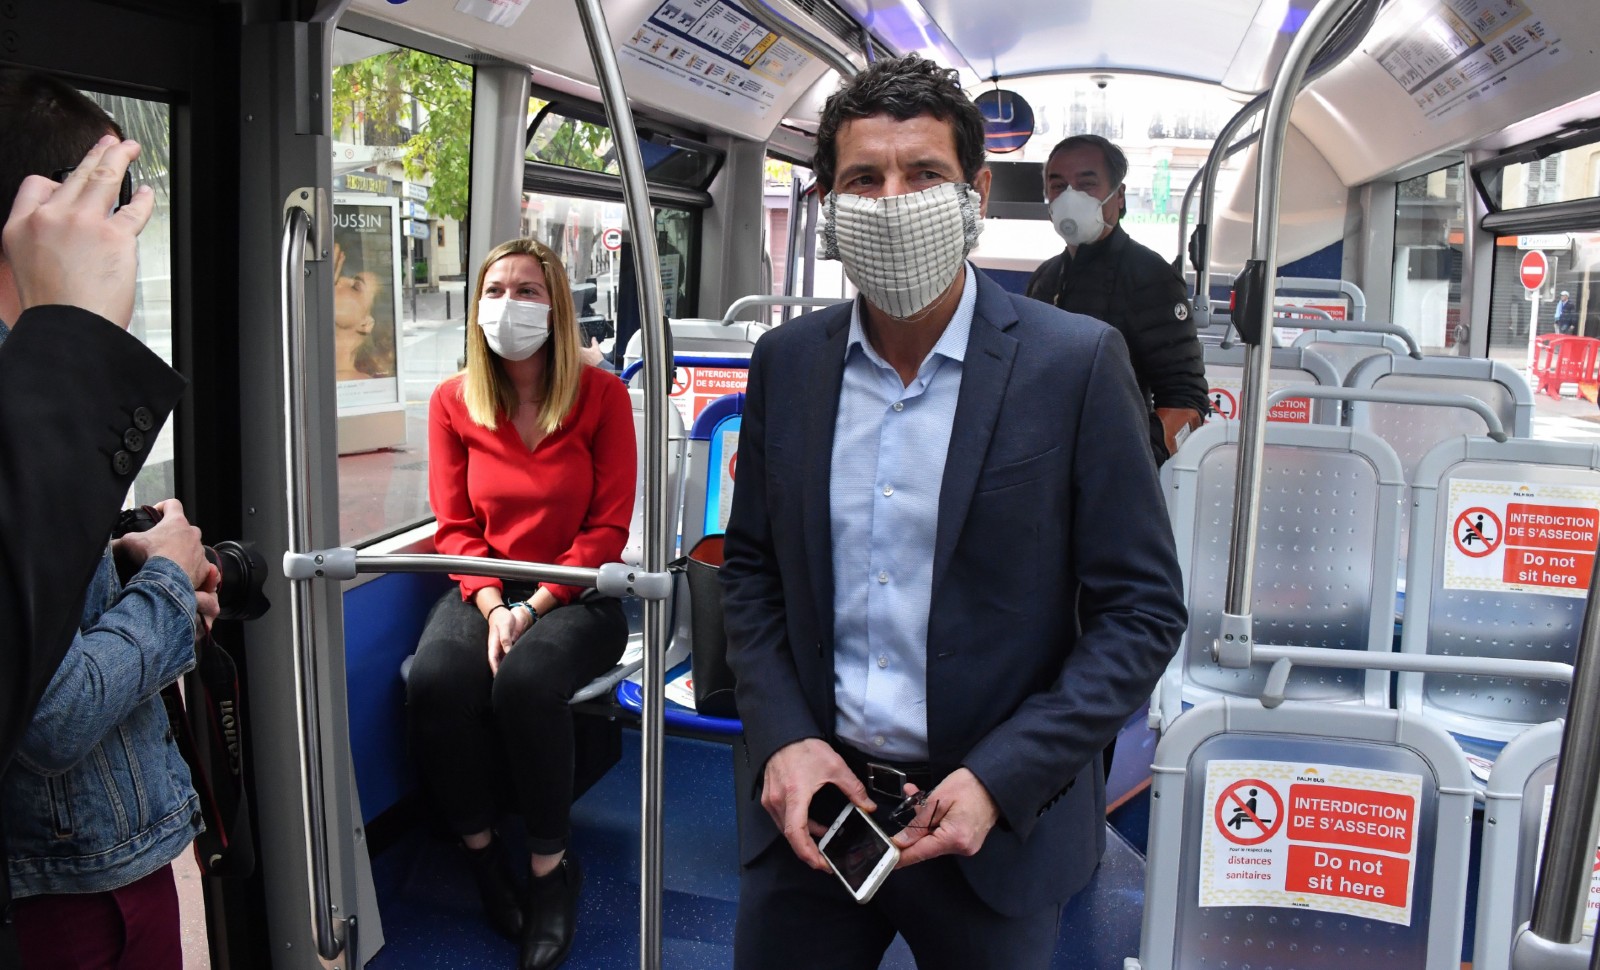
[2,135,155,329]
[762,738,876,871]
[890,767,1000,868]
[1156,406,1204,458]
[579,336,605,368]
[111,499,211,590]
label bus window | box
[330,32,474,544]
[84,92,175,506]
[521,192,699,340]
[1392,164,1466,355]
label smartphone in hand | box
[818,803,898,904]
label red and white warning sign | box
[1206,379,1312,424]
[1538,785,1600,934]
[1272,297,1348,347]
[1443,479,1600,598]
[1199,760,1423,925]
[665,363,750,426]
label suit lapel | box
[932,273,1018,596]
[802,306,852,651]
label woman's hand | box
[486,603,534,675]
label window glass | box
[526,100,723,191]
[521,191,698,365]
[1477,136,1600,212]
[1392,164,1467,355]
[85,92,176,506]
[1486,229,1600,440]
[331,31,473,544]
[760,158,852,324]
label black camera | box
[113,506,271,622]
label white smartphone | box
[818,803,899,904]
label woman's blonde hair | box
[460,237,582,434]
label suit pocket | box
[977,445,1061,493]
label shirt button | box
[873,735,886,747]
[891,401,904,412]
[877,655,888,668]
[877,570,888,584]
[881,485,894,497]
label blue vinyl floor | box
[368,731,1148,969]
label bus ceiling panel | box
[831,0,1312,87]
[349,0,840,143]
[1294,0,1600,189]
[1207,125,1347,277]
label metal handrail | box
[572,1,672,968]
[1218,306,1334,349]
[722,294,848,326]
[279,207,343,962]
[1279,276,1369,322]
[1222,0,1369,623]
[1296,318,1424,357]
[1264,386,1509,440]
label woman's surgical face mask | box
[819,181,984,319]
[1048,184,1119,247]
[477,297,550,361]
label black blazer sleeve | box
[0,306,186,773]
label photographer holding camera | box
[0,70,213,968]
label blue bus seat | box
[1132,698,1474,970]
[1200,344,1340,428]
[1155,421,1406,730]
[1398,438,1600,766]
[1474,720,1578,970]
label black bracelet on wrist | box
[487,603,509,619]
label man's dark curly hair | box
[812,54,986,193]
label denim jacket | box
[2,549,203,897]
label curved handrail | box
[279,207,343,962]
[722,294,848,326]
[1264,386,1509,441]
[1297,319,1423,358]
[1218,306,1337,349]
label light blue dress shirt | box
[830,264,977,761]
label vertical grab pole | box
[1528,547,1600,946]
[1223,0,1365,625]
[279,206,344,962]
[570,3,670,968]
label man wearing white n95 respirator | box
[1026,134,1208,465]
[721,54,1186,970]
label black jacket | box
[1026,225,1208,460]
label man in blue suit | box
[721,54,1187,969]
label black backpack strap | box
[162,631,254,878]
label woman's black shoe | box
[520,855,582,970]
[463,837,524,941]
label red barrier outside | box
[1532,335,1600,399]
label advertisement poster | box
[1198,759,1424,926]
[1442,478,1600,598]
[333,197,403,412]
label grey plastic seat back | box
[1475,721,1575,970]
[1346,355,1535,577]
[573,388,690,703]
[1397,438,1600,747]
[1159,422,1405,726]
[1202,345,1339,425]
[1134,699,1474,970]
[1293,330,1407,385]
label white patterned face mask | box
[819,182,984,319]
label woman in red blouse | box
[407,237,636,970]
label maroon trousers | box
[12,864,181,970]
